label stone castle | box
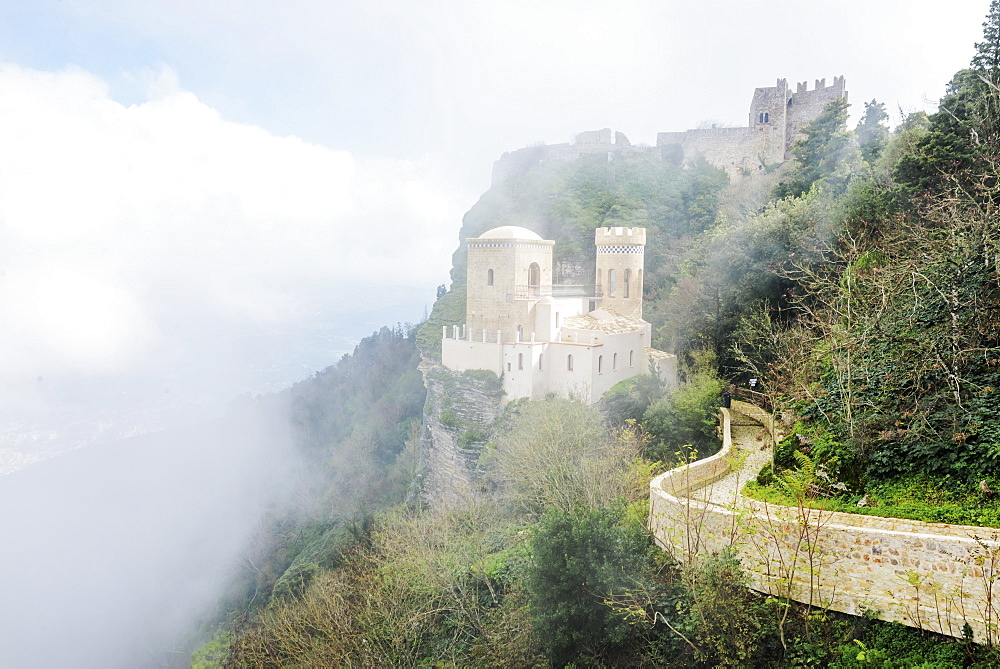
[492,76,847,182]
[441,225,676,404]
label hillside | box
[195,4,1000,666]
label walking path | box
[687,404,773,509]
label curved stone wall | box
[649,404,1000,643]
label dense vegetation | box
[191,4,1000,666]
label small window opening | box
[623,269,630,298]
[487,269,494,286]
[555,312,560,328]
[507,362,511,372]
[608,269,616,297]
[518,353,523,370]
[758,111,770,124]
[567,354,574,371]
[539,354,543,370]
[613,353,618,371]
[598,355,603,374]
[629,350,634,367]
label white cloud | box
[0,63,463,379]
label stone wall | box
[650,402,1000,643]
[658,126,776,180]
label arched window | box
[623,269,630,298]
[487,268,494,286]
[613,353,617,371]
[567,354,574,371]
[528,262,540,287]
[629,350,634,367]
[758,111,769,124]
[518,353,523,370]
[608,269,616,297]
[598,355,603,374]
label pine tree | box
[855,99,890,165]
[774,97,852,198]
[972,0,1000,76]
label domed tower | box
[466,226,554,341]
[595,227,645,319]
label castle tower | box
[465,226,554,342]
[595,227,645,319]
[748,78,790,166]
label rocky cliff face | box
[418,359,504,507]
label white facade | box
[442,226,677,404]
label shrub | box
[527,504,648,665]
[439,408,461,428]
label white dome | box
[478,225,543,240]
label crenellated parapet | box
[595,226,646,248]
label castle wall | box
[442,329,658,404]
[657,127,778,179]
[442,330,504,376]
[491,76,847,186]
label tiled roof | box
[562,308,646,334]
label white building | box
[441,225,677,404]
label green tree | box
[643,351,723,460]
[527,504,648,665]
[855,99,890,165]
[481,397,646,515]
[775,97,853,198]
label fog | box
[0,400,295,667]
[0,0,992,666]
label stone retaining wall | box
[649,404,1000,643]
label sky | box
[0,0,992,460]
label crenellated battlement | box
[595,226,646,247]
[794,75,846,94]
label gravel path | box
[689,409,774,509]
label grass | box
[743,473,1000,528]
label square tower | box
[595,227,645,319]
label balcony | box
[512,284,603,300]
